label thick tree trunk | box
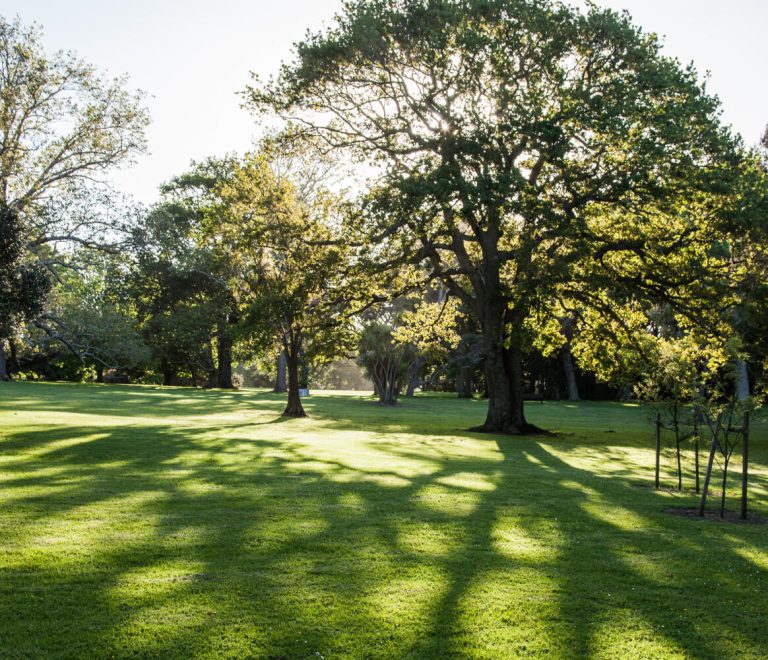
[274,350,287,393]
[217,324,234,389]
[561,343,580,401]
[283,349,306,417]
[405,357,422,397]
[472,338,538,434]
[405,374,416,397]
[204,344,217,389]
[374,363,398,404]
[9,339,19,374]
[96,365,105,383]
[161,359,176,386]
[0,340,10,381]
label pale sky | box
[3,0,767,203]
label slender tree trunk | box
[654,412,661,489]
[735,358,750,401]
[299,350,309,389]
[283,348,306,417]
[694,435,700,494]
[698,430,720,517]
[204,343,217,389]
[0,340,10,381]
[96,365,105,383]
[674,406,682,492]
[561,343,580,401]
[457,365,473,398]
[217,323,234,389]
[741,412,749,520]
[274,350,287,393]
[720,457,729,518]
[693,410,702,493]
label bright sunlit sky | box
[3,0,767,203]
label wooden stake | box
[655,412,661,489]
[741,411,750,521]
[698,416,722,517]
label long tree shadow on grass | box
[0,381,280,419]
[1,400,767,656]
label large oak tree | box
[248,0,748,433]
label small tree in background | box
[357,323,413,405]
[216,151,357,417]
[635,336,706,492]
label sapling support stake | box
[654,412,661,489]
[694,417,700,494]
[741,411,750,521]
[698,415,722,517]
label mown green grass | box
[1,382,766,658]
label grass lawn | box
[1,382,767,658]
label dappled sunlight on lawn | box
[0,382,767,657]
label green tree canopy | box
[215,148,358,417]
[0,15,148,377]
[248,0,754,433]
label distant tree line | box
[2,3,767,429]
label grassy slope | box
[0,382,766,659]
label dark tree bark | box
[96,365,104,383]
[274,350,287,393]
[720,455,730,518]
[561,343,580,401]
[457,365,473,398]
[735,358,750,401]
[372,363,399,404]
[473,345,530,433]
[8,339,19,374]
[283,346,306,417]
[216,322,234,389]
[250,3,750,437]
[405,356,422,397]
[204,343,217,389]
[471,301,540,434]
[0,341,9,381]
[161,359,176,386]
[694,435,700,493]
[741,412,749,520]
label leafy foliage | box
[0,206,50,353]
[215,149,358,415]
[249,0,753,432]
